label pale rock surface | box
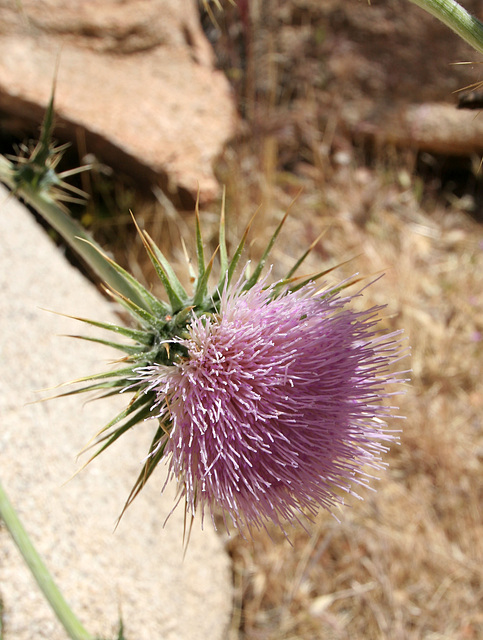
[0,185,232,639]
[358,103,483,156]
[0,0,237,204]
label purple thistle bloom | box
[138,278,404,533]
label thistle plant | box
[3,1,483,636]
[0,82,408,543]
[0,91,148,308]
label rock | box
[356,103,483,156]
[0,0,237,205]
[0,184,232,640]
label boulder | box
[0,0,237,204]
[0,184,232,640]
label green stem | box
[0,155,148,310]
[0,478,94,640]
[408,0,483,55]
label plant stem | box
[0,155,148,310]
[0,478,94,640]
[408,0,483,55]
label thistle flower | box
[135,277,403,532]
[63,205,406,534]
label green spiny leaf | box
[243,211,288,291]
[92,391,155,441]
[85,399,155,464]
[193,248,218,308]
[53,377,129,398]
[284,229,326,280]
[67,334,149,356]
[48,366,139,399]
[76,238,169,317]
[144,232,189,312]
[172,305,195,326]
[61,315,154,346]
[218,186,228,285]
[130,215,188,313]
[33,79,57,168]
[284,259,362,294]
[67,366,137,385]
[225,207,259,288]
[103,286,164,329]
[118,421,169,520]
[194,193,205,284]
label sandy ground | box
[0,184,232,640]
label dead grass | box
[81,3,483,636]
[112,139,483,639]
[195,6,483,634]
[208,142,483,640]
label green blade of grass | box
[409,0,483,55]
[0,479,94,640]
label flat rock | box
[0,0,237,204]
[0,184,232,640]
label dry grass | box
[192,5,483,635]
[115,138,483,639]
[209,142,483,640]
[97,61,483,635]
[78,4,483,637]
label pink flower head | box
[141,279,404,533]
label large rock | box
[0,185,232,640]
[0,0,237,204]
